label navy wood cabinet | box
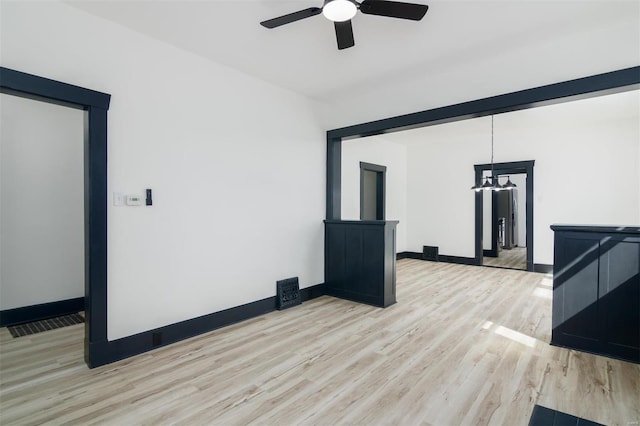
[551,225,640,364]
[324,220,398,308]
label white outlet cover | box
[113,192,125,206]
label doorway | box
[482,173,527,270]
[1,93,85,320]
[474,161,534,272]
[360,162,386,220]
[0,67,110,368]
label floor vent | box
[423,245,439,261]
[7,313,84,338]
[277,277,301,310]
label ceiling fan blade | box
[359,0,428,21]
[260,7,322,29]
[334,20,355,50]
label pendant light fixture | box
[471,115,516,192]
[476,176,494,190]
[501,176,517,190]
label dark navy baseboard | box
[300,282,327,301]
[438,255,477,265]
[533,263,554,273]
[89,283,326,367]
[396,251,421,260]
[0,297,85,327]
[483,249,497,258]
[396,251,476,266]
[398,251,554,273]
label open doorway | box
[482,173,527,270]
[360,162,386,220]
[0,67,110,368]
[474,161,534,272]
[0,93,85,324]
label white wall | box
[1,1,327,340]
[499,91,640,264]
[395,90,640,264]
[341,136,407,252]
[404,118,487,258]
[0,94,84,310]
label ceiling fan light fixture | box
[323,0,357,22]
[260,0,429,50]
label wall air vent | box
[277,277,301,310]
[423,245,439,261]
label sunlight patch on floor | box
[538,277,553,288]
[481,320,537,348]
[534,287,553,300]
[494,325,537,348]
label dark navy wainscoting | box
[551,225,639,364]
[529,405,603,426]
[325,220,398,308]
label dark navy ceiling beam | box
[326,66,640,220]
[328,66,639,140]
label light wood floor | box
[1,260,638,425]
[484,246,527,270]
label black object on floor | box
[7,313,84,338]
[529,405,604,426]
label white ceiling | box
[66,0,639,124]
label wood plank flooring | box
[484,246,527,270]
[1,259,638,425]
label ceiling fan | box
[260,0,429,50]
